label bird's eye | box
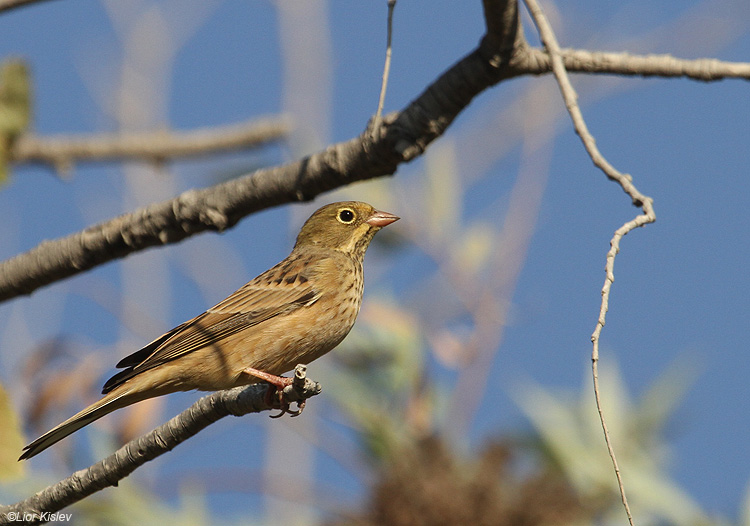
[337,208,355,224]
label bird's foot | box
[242,366,306,418]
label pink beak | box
[366,210,400,228]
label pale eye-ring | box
[337,208,356,224]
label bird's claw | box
[243,366,308,419]
[269,399,306,418]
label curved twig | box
[522,1,657,525]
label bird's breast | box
[240,254,364,377]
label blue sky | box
[1,0,749,522]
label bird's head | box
[294,201,399,256]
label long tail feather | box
[19,389,136,461]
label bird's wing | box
[102,255,321,393]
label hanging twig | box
[522,1,657,524]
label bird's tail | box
[19,387,140,461]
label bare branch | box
[0,35,518,303]
[9,116,292,173]
[525,47,750,81]
[0,365,321,525]
[480,0,527,65]
[522,1,659,525]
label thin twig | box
[522,1,657,525]
[532,48,750,81]
[372,0,396,134]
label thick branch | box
[0,365,321,525]
[0,36,520,302]
[9,116,292,172]
[480,0,527,66]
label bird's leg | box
[242,366,293,389]
[242,367,304,418]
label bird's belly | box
[246,301,359,377]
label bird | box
[20,201,398,460]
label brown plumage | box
[20,201,398,460]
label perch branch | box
[0,365,321,525]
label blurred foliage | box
[514,360,717,526]
[326,436,586,526]
[0,383,24,481]
[324,300,429,461]
[66,482,210,526]
[0,58,31,184]
[325,303,734,526]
